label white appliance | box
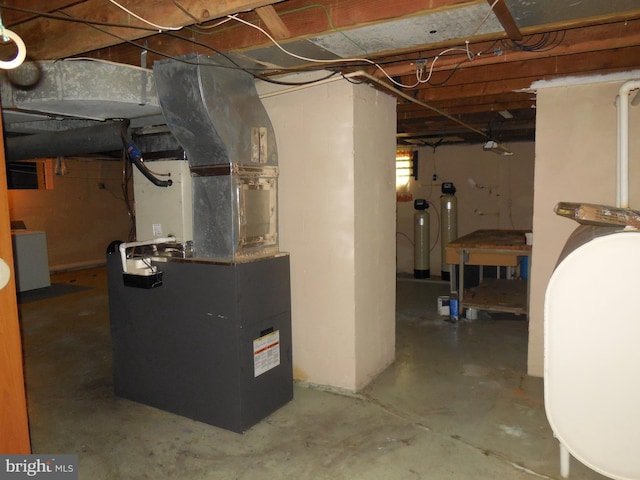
[11,230,50,292]
[545,224,640,479]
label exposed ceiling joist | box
[488,0,522,40]
[4,0,285,60]
[2,0,640,146]
[255,5,291,39]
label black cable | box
[13,2,464,87]
[128,151,172,187]
[426,59,465,87]
[11,1,566,94]
[171,0,199,23]
[501,31,565,53]
[1,4,157,31]
[121,148,136,242]
[141,30,343,85]
[64,18,343,86]
[119,126,172,188]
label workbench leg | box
[458,251,465,305]
[449,264,456,295]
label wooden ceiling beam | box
[6,0,285,60]
[401,45,640,97]
[375,18,640,78]
[487,0,522,41]
[1,0,84,25]
[413,45,640,103]
[82,0,481,66]
[4,0,478,62]
[398,93,534,116]
[255,5,290,39]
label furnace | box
[107,54,293,433]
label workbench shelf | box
[461,278,528,315]
[445,229,532,318]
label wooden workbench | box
[445,229,531,316]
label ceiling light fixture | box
[498,109,513,119]
[483,140,513,155]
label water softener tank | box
[440,182,458,281]
[414,199,430,278]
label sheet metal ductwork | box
[1,59,161,160]
[5,121,126,161]
[152,54,279,261]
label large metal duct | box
[4,121,126,161]
[1,59,161,160]
[153,54,279,261]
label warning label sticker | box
[253,330,280,377]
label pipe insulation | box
[4,121,127,161]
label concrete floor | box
[18,268,608,480]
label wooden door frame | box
[0,107,31,453]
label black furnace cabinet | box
[107,252,293,433]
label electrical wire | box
[8,2,564,94]
[406,29,563,89]
[186,16,234,31]
[399,0,495,86]
[226,13,420,89]
[58,12,340,87]
[415,46,472,85]
[397,231,414,247]
[106,0,183,31]
[0,4,157,32]
[119,125,172,188]
[120,148,136,242]
[162,30,343,83]
[53,7,337,85]
[186,3,368,57]
[470,0,501,38]
[6,1,566,141]
[171,0,199,23]
[501,30,565,53]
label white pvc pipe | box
[119,236,175,273]
[617,79,640,208]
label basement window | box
[396,149,415,190]
[6,159,54,190]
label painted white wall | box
[396,142,535,276]
[529,72,640,376]
[353,86,397,390]
[258,74,397,391]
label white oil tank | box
[544,224,640,479]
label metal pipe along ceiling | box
[4,121,126,161]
